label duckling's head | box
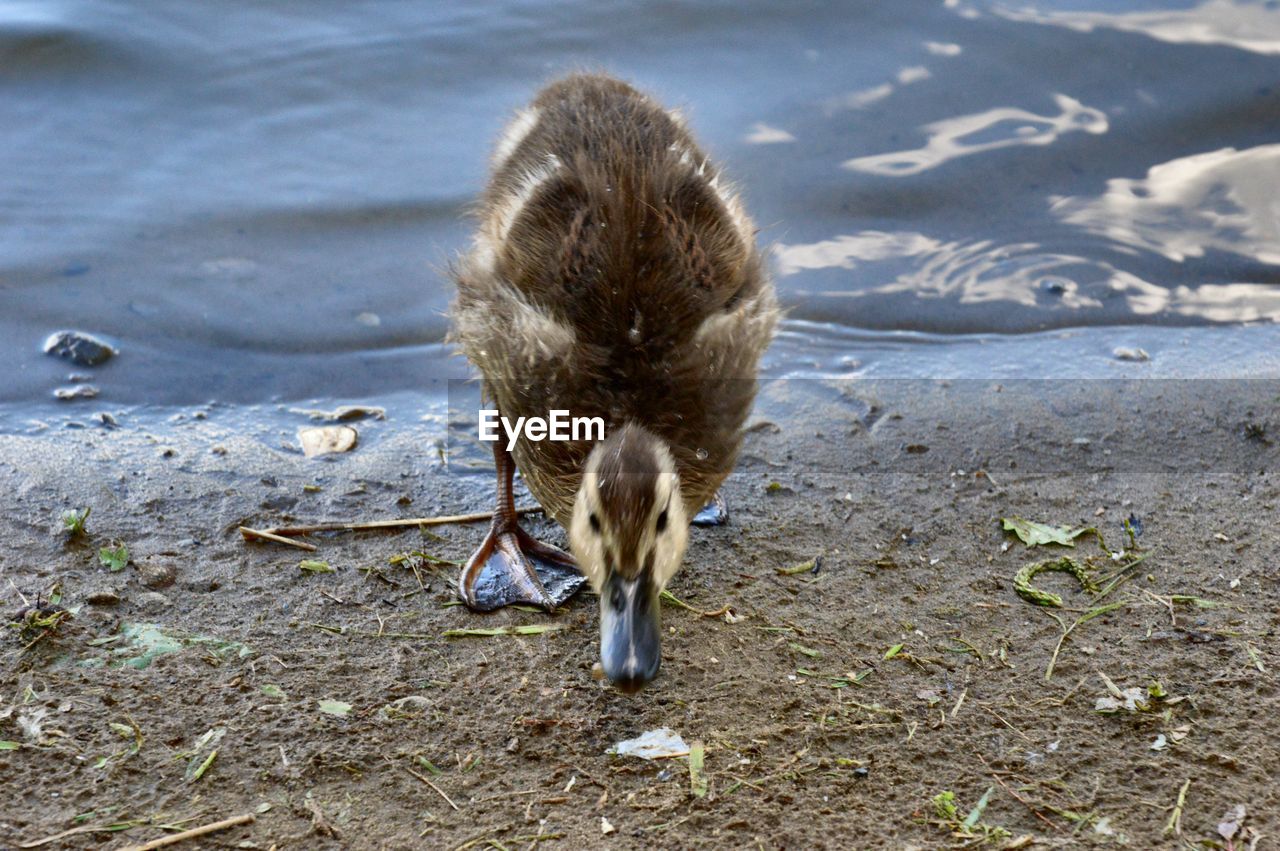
[569,423,688,693]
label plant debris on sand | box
[2,379,1277,848]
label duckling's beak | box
[599,569,661,693]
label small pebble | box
[1113,346,1150,362]
[299,426,358,458]
[54,384,99,400]
[86,590,121,606]
[42,330,117,366]
[1039,276,1069,296]
[135,591,171,614]
[138,562,176,590]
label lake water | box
[3,0,1280,432]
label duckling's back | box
[453,73,778,520]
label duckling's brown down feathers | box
[451,74,778,523]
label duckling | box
[451,73,778,691]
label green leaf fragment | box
[776,557,819,575]
[1001,516,1091,548]
[688,742,708,798]
[318,699,352,716]
[1013,557,1098,607]
[62,507,91,535]
[933,790,958,820]
[659,589,697,612]
[189,748,217,782]
[1170,595,1219,608]
[963,786,995,829]
[884,643,904,660]
[0,741,19,750]
[299,560,334,573]
[98,543,128,572]
[260,684,286,699]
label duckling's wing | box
[450,256,579,380]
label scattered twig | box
[975,754,1058,832]
[262,507,543,538]
[118,814,256,851]
[309,623,437,640]
[305,798,341,839]
[20,822,144,849]
[979,704,1032,743]
[1044,601,1126,681]
[659,589,732,618]
[1164,778,1191,836]
[238,526,318,552]
[407,766,461,811]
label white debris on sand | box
[609,727,689,760]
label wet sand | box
[2,378,1277,848]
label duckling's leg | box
[691,491,728,527]
[459,444,587,612]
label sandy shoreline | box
[2,378,1277,848]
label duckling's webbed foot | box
[459,445,587,612]
[460,524,584,612]
[691,491,729,527]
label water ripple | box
[993,0,1280,56]
[1052,144,1280,266]
[842,94,1108,176]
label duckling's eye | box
[589,513,601,533]
[655,509,668,533]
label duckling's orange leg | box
[459,444,586,612]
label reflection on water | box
[1052,145,1280,265]
[995,0,1280,56]
[825,63,938,113]
[843,94,1108,176]
[744,123,797,145]
[780,229,1280,325]
[774,231,944,275]
[2,0,1280,423]
[778,233,1116,311]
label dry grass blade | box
[238,526,318,551]
[443,625,565,638]
[1164,778,1191,836]
[262,506,543,537]
[118,814,255,850]
[407,766,461,811]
